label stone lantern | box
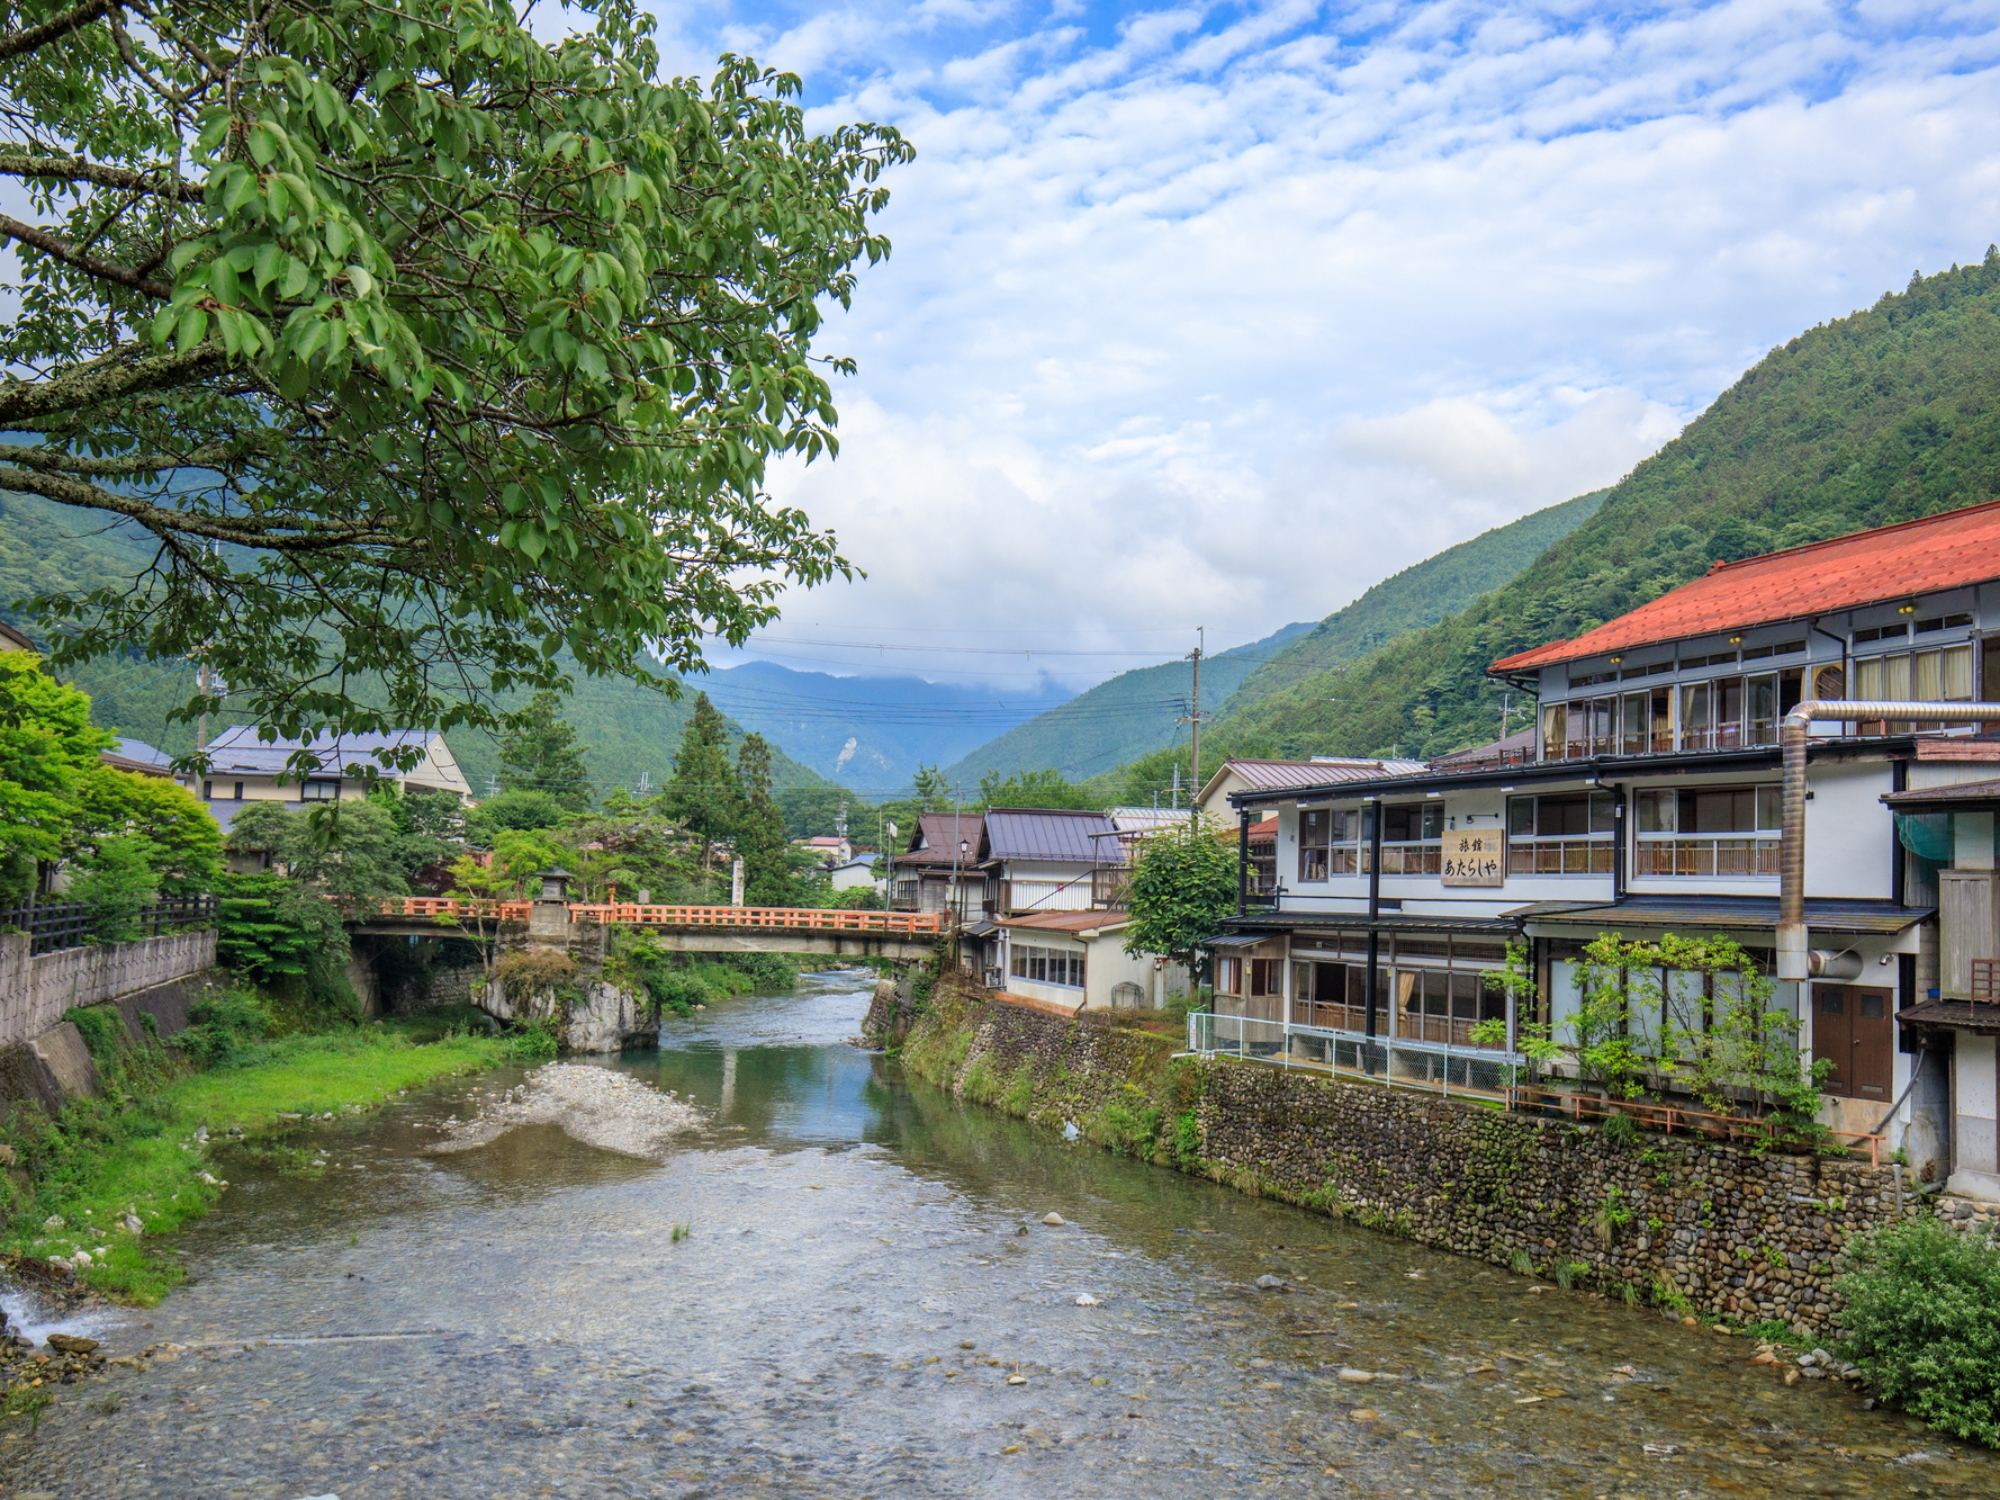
[536,868,572,903]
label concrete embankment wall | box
[0,930,215,1046]
[887,985,1914,1338]
[0,931,212,1113]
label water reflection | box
[0,969,1991,1499]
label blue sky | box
[642,0,2000,687]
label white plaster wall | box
[1805,760,1894,900]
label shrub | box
[172,989,275,1068]
[1838,1218,2000,1445]
[62,1005,127,1064]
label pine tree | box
[734,733,794,905]
[496,692,593,811]
[664,693,741,877]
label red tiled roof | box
[1490,500,2000,675]
[995,910,1128,934]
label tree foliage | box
[496,691,592,810]
[0,647,219,903]
[976,766,1100,811]
[1122,817,1237,980]
[0,0,910,763]
[1839,1218,2000,1447]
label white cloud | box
[666,0,2000,686]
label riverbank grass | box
[8,1019,518,1305]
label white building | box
[190,727,473,832]
[1210,500,2000,1183]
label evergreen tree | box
[735,734,794,905]
[496,692,593,811]
[665,693,742,877]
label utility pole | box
[1187,628,1204,795]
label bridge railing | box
[575,904,945,935]
[358,898,944,936]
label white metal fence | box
[1187,1010,1523,1098]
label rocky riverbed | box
[0,974,1992,1498]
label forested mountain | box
[1204,254,2000,762]
[1232,487,1608,701]
[0,492,835,799]
[938,621,1314,786]
[941,483,1608,784]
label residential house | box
[979,808,1124,915]
[1210,499,2000,1180]
[191,727,473,834]
[996,909,1191,1012]
[0,621,32,653]
[829,853,883,894]
[794,835,852,868]
[888,812,987,921]
[102,737,173,779]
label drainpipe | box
[1778,701,2000,981]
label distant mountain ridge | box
[695,659,1074,795]
[0,490,836,799]
[935,621,1314,787]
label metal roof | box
[983,809,1120,865]
[1221,912,1521,937]
[995,910,1128,935]
[1510,895,1931,935]
[1492,499,2000,675]
[202,726,443,776]
[1900,1000,2000,1034]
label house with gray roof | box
[191,727,472,834]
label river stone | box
[1338,1368,1375,1383]
[1074,1293,1100,1306]
[1254,1274,1286,1291]
[1350,1409,1380,1422]
[45,1335,96,1355]
[1042,1213,1065,1226]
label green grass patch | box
[5,1012,520,1306]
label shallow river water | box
[1,971,1996,1498]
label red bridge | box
[347,900,945,959]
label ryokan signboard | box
[1441,831,1505,886]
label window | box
[1298,808,1361,882]
[1635,784,1780,875]
[232,781,245,801]
[1216,955,1243,995]
[1915,613,1973,634]
[201,780,213,800]
[1367,803,1443,874]
[1009,943,1085,988]
[1506,793,1614,874]
[1250,958,1282,997]
[1852,643,1973,730]
[301,779,341,801]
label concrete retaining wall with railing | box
[0,929,218,1047]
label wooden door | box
[1812,986,1894,1101]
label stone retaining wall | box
[0,930,216,1046]
[895,987,1917,1337]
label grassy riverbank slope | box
[4,1001,524,1304]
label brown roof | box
[0,621,32,653]
[994,910,1128,935]
[892,811,985,869]
[1491,500,2000,674]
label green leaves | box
[0,0,910,758]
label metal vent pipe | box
[1779,701,2000,981]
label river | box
[0,970,1992,1498]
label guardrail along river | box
[2,971,1994,1497]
